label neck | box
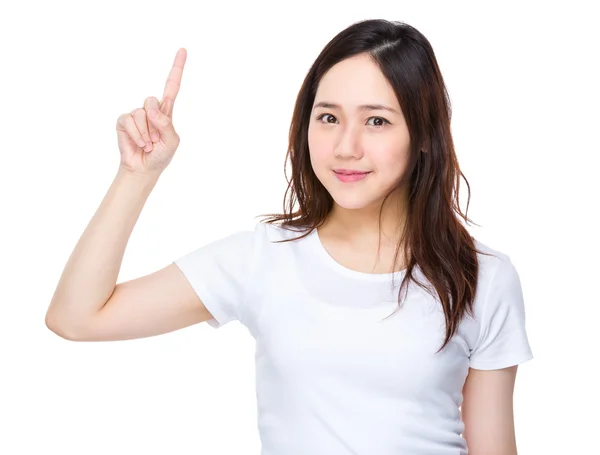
[321,186,409,246]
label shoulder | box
[472,238,517,283]
[470,238,526,315]
[202,222,313,261]
[469,238,526,315]
[257,221,313,243]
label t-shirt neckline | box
[307,227,407,282]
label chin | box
[330,194,378,211]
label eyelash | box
[316,113,391,128]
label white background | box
[1,1,598,453]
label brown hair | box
[256,19,493,353]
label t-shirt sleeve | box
[469,255,534,370]
[173,227,256,329]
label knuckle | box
[126,116,140,133]
[166,77,180,88]
[144,96,159,109]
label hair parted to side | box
[256,18,495,353]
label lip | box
[333,169,371,175]
[333,170,371,183]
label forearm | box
[46,167,160,329]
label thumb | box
[147,107,177,143]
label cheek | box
[370,142,410,171]
[308,129,331,163]
[370,151,411,189]
[387,149,410,169]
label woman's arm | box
[461,365,520,455]
[46,168,158,330]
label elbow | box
[45,309,83,341]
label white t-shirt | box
[174,222,533,455]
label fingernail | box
[151,132,160,142]
[144,143,153,153]
[138,140,146,148]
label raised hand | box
[116,48,187,176]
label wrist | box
[115,166,161,191]
[117,165,161,181]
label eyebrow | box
[312,101,401,115]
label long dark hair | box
[257,19,493,353]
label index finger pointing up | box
[161,48,187,118]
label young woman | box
[46,19,533,455]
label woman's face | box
[308,53,412,211]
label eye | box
[366,117,390,128]
[316,113,390,128]
[316,113,338,124]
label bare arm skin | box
[45,49,214,341]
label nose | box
[334,124,363,159]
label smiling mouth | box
[333,170,371,182]
[333,170,371,175]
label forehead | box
[315,54,399,109]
